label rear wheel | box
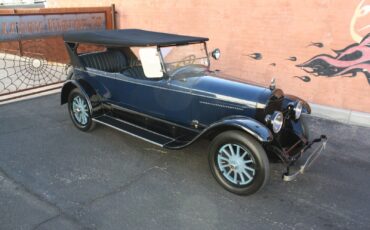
[209,130,270,195]
[68,88,95,131]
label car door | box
[109,73,193,127]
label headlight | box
[294,101,303,120]
[267,111,283,133]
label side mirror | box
[211,48,221,60]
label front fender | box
[204,116,273,143]
[282,95,311,140]
[165,116,272,150]
[283,94,311,114]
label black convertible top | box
[63,29,209,47]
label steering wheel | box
[169,64,206,77]
[179,55,196,66]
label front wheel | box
[209,131,270,195]
[68,88,95,131]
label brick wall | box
[47,0,370,113]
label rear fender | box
[61,79,101,116]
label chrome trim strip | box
[93,117,166,147]
[170,83,258,109]
[215,94,256,108]
[199,101,244,111]
[256,103,266,109]
[83,68,265,109]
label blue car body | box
[61,29,322,167]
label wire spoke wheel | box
[67,88,94,132]
[209,131,270,195]
[217,143,256,186]
[71,95,89,125]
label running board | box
[93,115,175,147]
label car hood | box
[182,71,275,109]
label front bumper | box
[283,135,328,182]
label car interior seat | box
[79,49,147,80]
[79,50,128,73]
[121,66,146,79]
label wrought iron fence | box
[0,6,115,98]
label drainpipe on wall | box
[111,4,116,29]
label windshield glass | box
[160,43,209,75]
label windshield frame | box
[157,41,210,79]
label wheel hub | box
[229,156,244,171]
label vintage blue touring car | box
[61,29,327,195]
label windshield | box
[160,43,209,75]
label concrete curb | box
[310,103,370,128]
[0,88,60,105]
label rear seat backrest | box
[79,50,128,72]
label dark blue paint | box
[61,66,310,148]
[69,69,273,128]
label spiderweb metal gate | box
[0,6,115,100]
[0,39,68,95]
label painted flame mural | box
[296,0,370,84]
[246,0,370,85]
[297,33,370,84]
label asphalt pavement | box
[0,93,369,230]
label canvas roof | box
[63,29,209,47]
